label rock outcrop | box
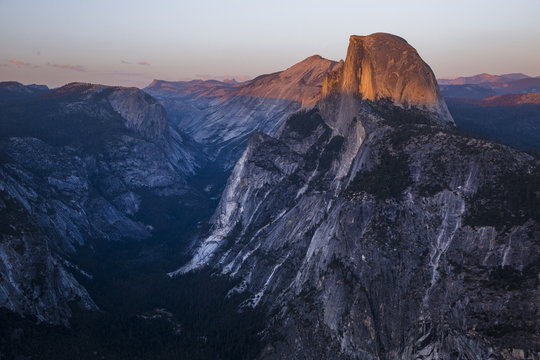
[108,87,169,142]
[177,33,540,359]
[321,33,453,124]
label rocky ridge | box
[177,33,540,359]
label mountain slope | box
[489,77,540,94]
[0,81,49,101]
[145,56,341,169]
[177,33,540,359]
[471,92,540,106]
[0,83,207,323]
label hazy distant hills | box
[0,81,49,101]
[439,73,540,97]
[438,73,540,152]
[439,84,498,99]
[490,76,540,94]
[463,92,540,107]
[438,72,530,85]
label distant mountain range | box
[436,74,540,152]
[439,73,540,97]
[0,81,49,101]
[459,92,540,107]
[438,72,532,85]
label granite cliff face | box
[177,34,540,359]
[145,56,341,169]
[322,33,453,124]
[0,83,205,323]
[107,87,169,142]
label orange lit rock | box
[322,33,453,123]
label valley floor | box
[0,202,266,360]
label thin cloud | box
[120,60,131,64]
[137,61,150,66]
[47,62,86,72]
[9,59,37,68]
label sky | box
[1,0,540,88]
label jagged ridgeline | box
[178,33,540,359]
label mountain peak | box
[234,54,340,106]
[350,32,408,44]
[322,33,453,123]
[295,54,325,63]
[286,54,335,71]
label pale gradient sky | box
[1,0,539,88]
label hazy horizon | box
[2,0,540,88]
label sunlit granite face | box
[322,33,454,124]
